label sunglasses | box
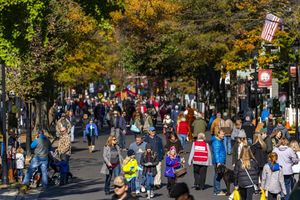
[113,185,124,189]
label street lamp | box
[292,38,300,140]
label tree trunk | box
[33,100,48,132]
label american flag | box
[261,13,281,42]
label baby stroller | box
[49,152,73,186]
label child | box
[164,146,181,195]
[15,147,25,183]
[122,149,138,196]
[141,143,159,199]
[261,152,286,200]
[55,155,70,185]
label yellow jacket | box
[122,158,138,180]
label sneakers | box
[135,190,140,196]
[214,191,226,196]
[141,185,146,193]
[150,190,154,198]
[147,190,151,199]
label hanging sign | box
[258,69,272,88]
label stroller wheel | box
[52,175,60,186]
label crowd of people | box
[3,94,300,200]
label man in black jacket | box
[241,116,255,144]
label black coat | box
[234,159,259,188]
[112,193,137,200]
[140,152,159,177]
[250,143,268,168]
[241,121,255,141]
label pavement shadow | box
[38,178,105,200]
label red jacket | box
[177,121,189,134]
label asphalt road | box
[37,126,260,200]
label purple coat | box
[164,155,181,178]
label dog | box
[216,164,235,195]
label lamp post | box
[292,38,300,141]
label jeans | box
[23,156,48,189]
[213,165,222,194]
[135,168,145,191]
[104,165,121,193]
[145,173,154,191]
[87,135,95,146]
[247,138,253,145]
[284,174,292,200]
[60,172,68,185]
[17,169,23,177]
[128,177,136,193]
[223,136,232,154]
[119,130,125,149]
[178,134,187,149]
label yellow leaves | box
[111,0,181,32]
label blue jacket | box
[85,123,99,137]
[164,155,181,178]
[144,135,164,161]
[211,136,226,164]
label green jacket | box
[191,118,207,138]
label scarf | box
[268,162,280,172]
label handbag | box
[130,124,140,133]
[229,189,240,200]
[243,163,259,194]
[174,164,187,178]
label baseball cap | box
[149,127,156,131]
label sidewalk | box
[0,187,40,200]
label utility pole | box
[1,63,8,185]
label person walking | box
[56,127,71,162]
[164,146,181,195]
[84,119,99,153]
[141,143,159,199]
[188,133,212,190]
[210,112,223,135]
[101,136,123,195]
[7,129,17,183]
[270,129,283,147]
[251,133,268,178]
[68,111,76,142]
[122,149,138,196]
[212,128,226,196]
[273,118,290,140]
[290,140,300,183]
[232,130,248,166]
[261,152,286,200]
[272,138,299,200]
[15,147,25,183]
[176,117,189,150]
[222,114,234,155]
[144,127,164,189]
[191,113,207,141]
[241,115,255,144]
[234,145,259,200]
[164,132,184,157]
[21,130,51,192]
[143,111,153,135]
[231,120,242,148]
[128,134,147,195]
[110,111,126,149]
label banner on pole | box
[258,69,272,88]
